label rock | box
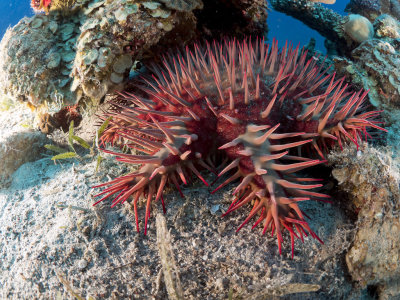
[335,38,400,108]
[329,144,400,298]
[0,153,352,299]
[0,109,49,185]
[0,0,268,107]
[0,13,82,106]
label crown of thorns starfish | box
[93,38,385,257]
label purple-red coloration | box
[93,38,386,257]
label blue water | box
[0,1,33,38]
[268,1,349,52]
[0,1,348,52]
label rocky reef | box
[269,1,400,297]
[270,0,400,112]
[0,11,80,106]
[0,0,268,108]
[2,0,400,299]
[329,144,400,298]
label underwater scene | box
[0,0,399,299]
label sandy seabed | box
[0,103,359,299]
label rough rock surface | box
[346,0,400,22]
[0,103,49,185]
[0,0,268,107]
[329,144,400,298]
[0,12,81,106]
[332,38,400,111]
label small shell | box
[142,2,161,9]
[47,53,61,69]
[48,21,58,34]
[115,4,138,22]
[150,9,162,18]
[83,49,99,65]
[115,8,129,22]
[150,8,171,19]
[58,78,70,88]
[31,18,43,29]
[97,47,113,69]
[77,259,88,270]
[62,52,76,63]
[84,0,105,15]
[80,18,99,31]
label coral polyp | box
[93,38,385,257]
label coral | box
[193,0,268,39]
[321,13,400,114]
[346,0,400,22]
[343,14,374,43]
[329,144,400,298]
[71,0,197,103]
[269,0,380,55]
[38,104,82,134]
[1,0,196,106]
[93,38,385,256]
[71,0,267,103]
[374,14,400,39]
[2,0,267,107]
[0,12,82,106]
[337,38,400,108]
[38,112,58,134]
